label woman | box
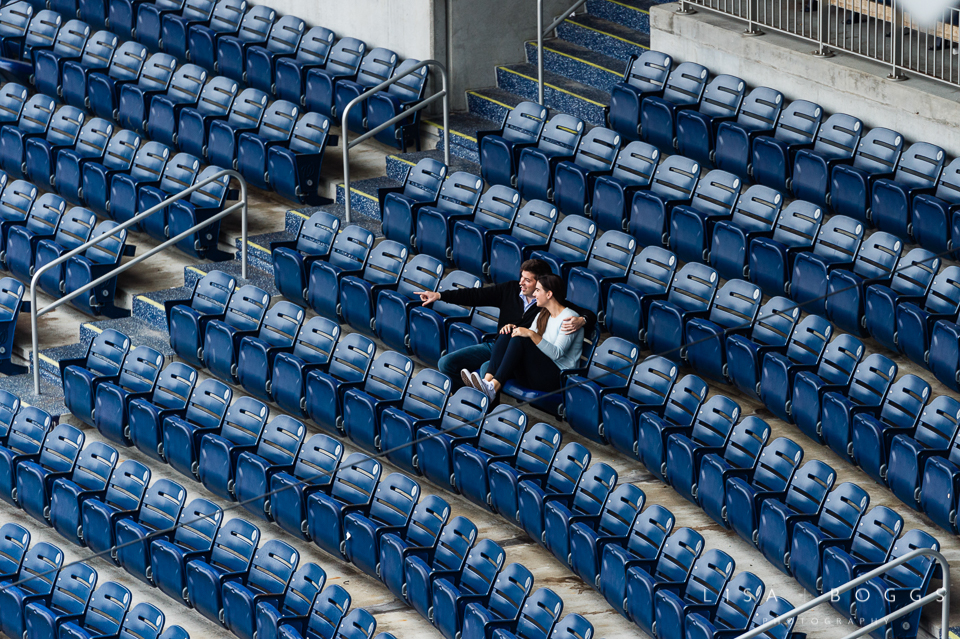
[463,274,584,403]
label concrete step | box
[384,150,482,183]
[584,0,671,34]
[466,87,527,126]
[496,63,609,127]
[422,112,499,156]
[335,176,399,221]
[524,38,627,93]
[557,12,650,61]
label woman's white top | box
[530,306,584,370]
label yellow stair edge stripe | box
[290,210,309,220]
[497,66,608,107]
[340,185,379,202]
[245,240,269,252]
[604,0,650,14]
[537,43,622,76]
[135,295,166,311]
[467,91,515,111]
[82,323,103,334]
[38,353,58,366]
[564,15,652,47]
[389,155,416,167]
[186,265,208,277]
[423,120,478,143]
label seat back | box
[5,406,52,457]
[498,101,548,144]
[696,74,745,119]
[222,284,269,331]
[624,355,677,405]
[101,460,151,513]
[882,529,940,590]
[38,424,85,475]
[306,584,351,639]
[45,106,84,147]
[609,141,659,188]
[851,232,902,280]
[399,369,451,421]
[183,378,232,429]
[80,30,119,69]
[513,423,561,476]
[84,220,126,265]
[748,297,799,348]
[661,374,709,427]
[289,316,340,367]
[623,246,676,296]
[0,83,28,124]
[893,142,945,189]
[335,609,376,639]
[366,473,420,528]
[81,581,131,637]
[811,113,862,159]
[584,230,635,278]
[721,416,771,470]
[782,314,832,366]
[543,442,590,496]
[888,248,939,297]
[49,563,97,617]
[470,185,520,233]
[24,10,58,53]
[137,54,177,92]
[622,50,671,93]
[689,169,742,217]
[648,154,700,201]
[158,152,200,194]
[294,26,335,66]
[512,588,563,639]
[812,214,863,262]
[817,482,870,541]
[573,127,620,172]
[536,114,584,156]
[329,453,381,506]
[400,158,446,202]
[52,207,96,251]
[485,563,534,622]
[769,200,822,250]
[851,126,903,173]
[245,539,299,598]
[73,118,114,161]
[115,345,163,395]
[361,351,413,402]
[195,76,239,117]
[278,563,327,618]
[710,571,765,633]
[166,64,208,105]
[256,100,299,142]
[581,336,637,389]
[386,58,428,102]
[683,548,735,604]
[0,180,38,221]
[108,41,147,81]
[325,333,376,384]
[474,407,526,457]
[291,433,342,488]
[256,301,304,348]
[235,4,275,43]
[747,597,798,639]
[0,389,21,440]
[119,603,165,639]
[567,462,617,519]
[734,86,783,129]
[457,539,505,595]
[219,396,268,448]
[664,262,718,313]
[750,437,804,492]
[136,478,185,533]
[772,99,822,145]
[509,199,557,245]
[845,354,897,408]
[15,541,62,596]
[403,495,450,550]
[438,387,488,439]
[625,503,674,559]
[187,164,231,210]
[100,129,141,171]
[354,46,398,88]
[707,279,761,330]
[594,483,645,538]
[207,518,259,574]
[689,395,741,448]
[432,171,483,216]
[51,19,90,58]
[544,215,596,264]
[661,62,708,108]
[82,328,130,377]
[782,459,836,514]
[359,240,407,287]
[813,334,864,386]
[225,88,269,129]
[287,111,332,155]
[0,523,29,578]
[922,265,960,314]
[729,185,782,234]
[324,36,366,76]
[17,93,55,136]
[651,527,704,583]
[206,0,246,35]
[931,157,960,204]
[127,141,171,182]
[848,505,903,564]
[21,193,62,235]
[431,516,478,572]
[255,415,305,466]
[263,15,304,55]
[911,395,960,452]
[189,270,236,316]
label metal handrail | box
[734,548,951,639]
[341,59,449,223]
[537,0,588,105]
[30,169,249,395]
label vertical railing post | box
[676,0,696,15]
[889,0,906,79]
[744,0,762,35]
[537,0,544,105]
[812,0,833,56]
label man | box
[417,259,595,388]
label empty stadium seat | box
[342,473,421,577]
[724,297,800,399]
[669,169,743,264]
[236,302,306,401]
[553,126,622,217]
[137,152,201,238]
[516,114,585,203]
[200,87,269,164]
[160,0,221,61]
[489,590,565,639]
[629,154,700,248]
[598,355,676,456]
[0,95,57,179]
[23,110,87,189]
[125,361,196,463]
[674,74,747,166]
[901,264,960,370]
[639,62,711,152]
[459,563,534,639]
[79,462,153,558]
[826,231,903,334]
[172,76,239,157]
[871,141,946,240]
[381,158,446,247]
[819,353,898,459]
[61,31,122,110]
[77,129,140,213]
[517,442,590,544]
[0,539,63,639]
[305,454,381,557]
[270,433,342,540]
[367,59,429,150]
[278,583,351,639]
[186,0,246,70]
[708,185,783,281]
[0,522,28,581]
[15,423,86,524]
[486,422,560,524]
[0,405,52,508]
[682,571,764,639]
[62,220,136,317]
[912,157,960,254]
[92,345,163,446]
[751,102,829,191]
[23,563,98,639]
[232,99,299,184]
[543,463,625,565]
[487,199,558,284]
[645,262,719,361]
[273,25,335,105]
[254,563,327,639]
[863,248,940,351]
[185,519,262,624]
[887,395,960,510]
[415,386,488,487]
[197,395,269,500]
[87,42,152,121]
[607,50,672,140]
[563,336,638,441]
[414,171,484,262]
[652,547,738,639]
[430,539,506,639]
[713,86,784,178]
[243,16,308,94]
[271,210,339,305]
[340,351,417,452]
[234,415,306,519]
[113,477,185,581]
[451,406,526,510]
[265,111,333,204]
[758,315,834,424]
[58,578,132,639]
[268,316,339,415]
[789,215,864,316]
[478,101,548,188]
[530,214,597,276]
[162,377,232,479]
[0,84,28,131]
[0,3,36,59]
[197,281,275,382]
[788,334,865,442]
[401,515,477,618]
[567,482,644,587]
[302,36,366,118]
[42,114,113,201]
[337,242,412,335]
[408,270,481,366]
[61,328,130,426]
[791,113,864,205]
[566,231,636,322]
[919,417,960,531]
[696,421,774,529]
[333,47,399,133]
[304,333,376,435]
[32,21,92,97]
[747,199,823,296]
[222,538,300,639]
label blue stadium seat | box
[32,21,91,97]
[337,242,410,334]
[20,11,62,63]
[544,465,629,566]
[134,0,186,50]
[138,151,201,239]
[333,47,398,134]
[479,101,548,188]
[336,609,377,639]
[713,86,784,179]
[445,305,500,357]
[186,0,246,70]
[112,478,185,580]
[646,262,719,361]
[601,356,678,456]
[43,116,113,203]
[415,387,488,488]
[0,182,39,266]
[0,389,20,444]
[102,140,171,219]
[567,482,644,587]
[165,165,233,258]
[682,571,764,639]
[487,199,558,284]
[23,563,98,639]
[343,473,421,577]
[234,415,305,519]
[270,433,342,540]
[825,231,903,335]
[913,157,960,254]
[381,158,446,247]
[278,583,351,639]
[431,539,506,639]
[822,506,903,615]
[185,519,262,624]
[223,538,300,639]
[0,522,28,580]
[201,284,270,383]
[758,315,834,424]
[487,423,561,525]
[854,530,940,639]
[607,50,672,141]
[724,438,804,546]
[198,395,269,500]
[61,329,130,426]
[819,353,898,458]
[460,563,534,639]
[273,26,335,105]
[529,214,597,277]
[234,99,299,186]
[707,598,801,639]
[414,171,484,263]
[408,270,481,366]
[452,407,526,510]
[62,220,136,317]
[237,13,302,91]
[266,111,333,204]
[378,495,450,599]
[871,141,945,240]
[93,345,164,446]
[300,35,366,116]
[160,0,218,61]
[341,351,417,452]
[0,84,28,134]
[887,395,960,510]
[167,269,235,367]
[566,230,636,322]
[652,548,737,639]
[58,579,131,639]
[402,515,477,618]
[863,248,940,351]
[122,63,203,137]
[791,113,863,205]
[105,602,167,639]
[304,333,375,435]
[553,126,622,217]
[7,198,73,288]
[669,169,743,264]
[721,296,798,396]
[0,3,37,59]
[162,377,232,479]
[589,141,659,234]
[0,539,63,639]
[236,303,306,401]
[683,277,762,381]
[79,461,152,558]
[628,154,700,248]
[639,62,710,153]
[517,442,590,545]
[905,265,960,370]
[788,334,865,442]
[16,424,87,525]
[306,454,381,557]
[0,95,57,179]
[86,41,151,121]
[516,114,585,204]
[563,336,638,442]
[788,484,872,594]
[367,59,429,151]
[272,211,339,306]
[254,563,326,639]
[919,408,960,529]
[78,129,140,213]
[23,110,86,190]
[708,185,782,281]
[675,75,747,167]
[830,127,904,223]
[604,246,676,345]
[270,316,339,416]
[751,101,828,191]
[788,215,864,316]
[0,279,27,375]
[747,199,823,296]
[126,362,196,464]
[203,87,269,165]
[60,31,121,110]
[173,76,240,158]
[488,588,563,639]
[624,529,709,633]
[756,463,844,571]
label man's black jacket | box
[437,280,597,333]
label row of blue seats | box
[54,324,594,639]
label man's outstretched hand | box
[561,316,586,335]
[417,291,441,305]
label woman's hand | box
[511,326,535,339]
[500,323,516,335]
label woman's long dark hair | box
[536,274,567,335]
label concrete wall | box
[651,3,960,154]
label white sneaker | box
[477,377,497,404]
[460,369,474,389]
[469,371,485,391]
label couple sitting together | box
[416,259,595,405]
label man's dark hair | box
[520,259,552,280]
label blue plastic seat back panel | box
[183,378,232,430]
[195,76,240,117]
[69,441,117,492]
[647,154,699,201]
[189,270,236,316]
[471,185,521,232]
[360,240,407,287]
[707,571,765,635]
[44,107,85,147]
[51,19,91,58]
[730,185,783,233]
[158,153,201,194]
[893,142,945,189]
[286,111,332,155]
[544,215,597,264]
[82,328,130,377]
[536,114,584,156]
[0,523,29,578]
[749,297,800,348]
[0,181,38,222]
[396,254,445,299]
[849,232,902,280]
[887,248,939,297]
[108,40,147,81]
[769,200,823,250]
[401,158,446,202]
[573,127,621,172]
[661,62,708,108]
[354,47,398,88]
[689,396,742,449]
[323,37,366,77]
[102,459,151,514]
[689,169,742,216]
[47,562,98,617]
[750,437,804,493]
[510,200,558,246]
[225,88,269,129]
[622,50,671,94]
[783,314,833,366]
[79,30,118,69]
[665,262,718,314]
[0,84,28,123]
[5,406,52,458]
[473,407,527,459]
[291,433,343,488]
[219,396,268,448]
[304,584,351,639]
[624,355,678,405]
[771,100,822,145]
[17,95,56,136]
[817,482,870,540]
[277,563,327,619]
[609,140,659,188]
[439,388,489,439]
[722,416,772,470]
[255,100,300,143]
[166,64,208,105]
[262,15,304,55]
[544,442,591,496]
[850,127,903,174]
[814,334,865,386]
[82,220,127,266]
[622,246,677,297]
[12,541,63,597]
[683,548,735,605]
[365,473,420,528]
[221,284,270,331]
[100,130,142,171]
[294,26,335,65]
[385,58,428,102]
[707,279,761,329]
[651,527,704,583]
[431,171,483,216]
[208,517,260,573]
[119,602,166,639]
[584,230,636,278]
[567,462,618,520]
[400,369,452,421]
[582,336,638,388]
[697,74,745,118]
[325,333,377,385]
[244,539,299,598]
[734,87,783,129]
[781,459,836,514]
[136,54,177,92]
[844,354,897,407]
[457,538,506,595]
[127,141,171,183]
[404,495,451,549]
[233,4,274,43]
[362,351,414,403]
[513,423,562,477]
[0,390,21,441]
[255,415,305,466]
[256,301,304,349]
[811,113,862,160]
[921,265,960,315]
[330,453,382,506]
[499,101,548,144]
[812,215,864,263]
[846,506,904,565]
[661,374,709,427]
[288,316,340,367]
[325,225,375,272]
[170,497,222,553]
